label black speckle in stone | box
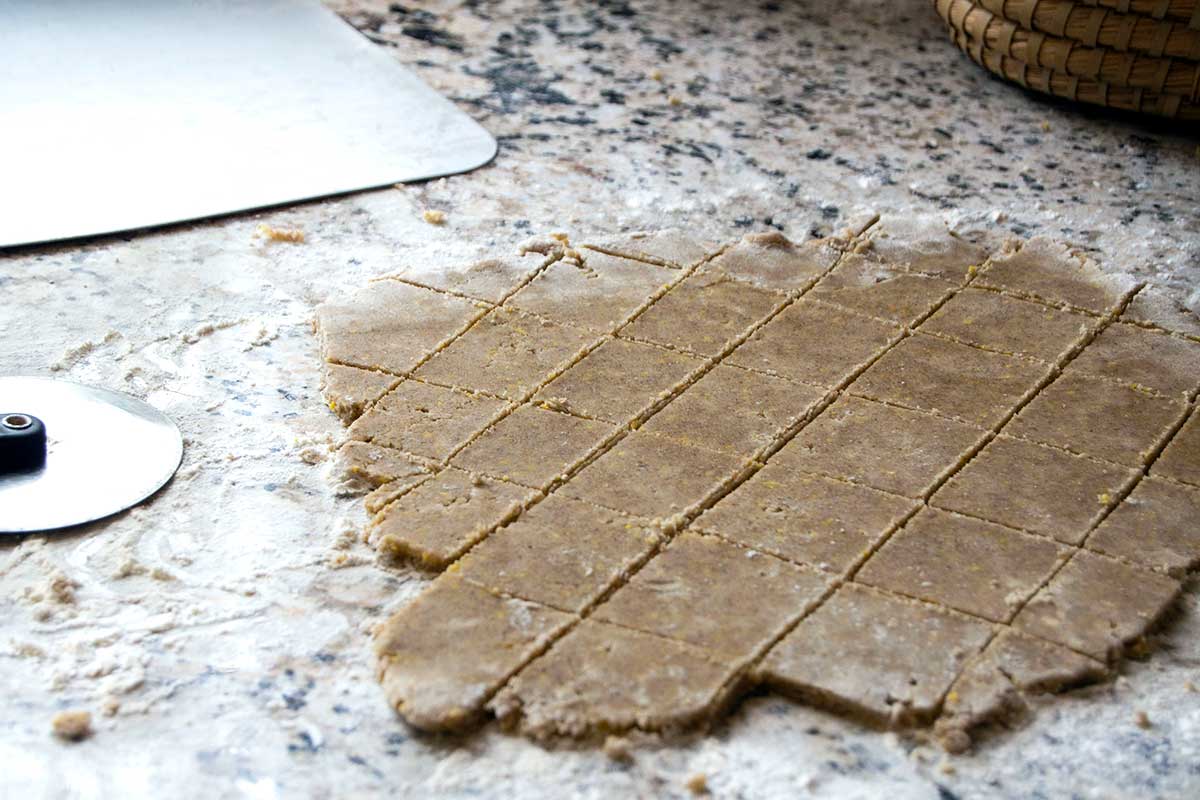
[733,216,754,228]
[332,704,350,714]
[600,89,626,104]
[463,58,575,114]
[313,651,337,663]
[936,786,962,800]
[806,148,832,161]
[821,205,840,220]
[287,731,321,754]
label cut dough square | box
[332,441,433,492]
[1008,372,1185,466]
[860,218,987,281]
[920,288,1091,362]
[810,253,955,326]
[758,583,991,726]
[415,306,596,400]
[508,250,675,333]
[621,268,782,356]
[727,299,901,386]
[851,333,1048,427]
[560,432,747,519]
[1154,408,1200,486]
[534,337,703,424]
[857,508,1068,623]
[933,436,1135,545]
[704,232,841,293]
[374,574,575,732]
[1122,286,1200,341]
[1014,550,1181,661]
[349,378,509,462]
[1088,477,1200,577]
[937,629,1105,742]
[389,253,547,304]
[490,619,736,738]
[1065,322,1200,398]
[320,363,400,423]
[316,279,488,374]
[455,495,662,613]
[975,238,1130,314]
[581,229,718,268]
[370,469,536,569]
[640,364,826,458]
[696,463,918,572]
[774,395,983,498]
[451,404,615,489]
[593,531,831,660]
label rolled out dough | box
[314,220,1199,751]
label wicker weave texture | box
[935,0,1200,119]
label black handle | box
[0,413,47,473]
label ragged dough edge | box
[373,594,572,733]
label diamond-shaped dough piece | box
[858,508,1068,622]
[975,238,1131,314]
[641,364,826,458]
[727,299,901,387]
[374,575,575,732]
[1014,550,1181,661]
[852,333,1048,427]
[705,232,841,293]
[316,279,487,374]
[1122,286,1200,341]
[775,395,983,498]
[1008,372,1185,466]
[696,463,918,572]
[582,228,719,268]
[810,253,955,326]
[389,252,547,304]
[452,404,615,489]
[371,470,536,569]
[508,250,675,333]
[933,436,1135,545]
[560,433,747,519]
[621,268,782,356]
[1155,409,1200,486]
[861,218,987,281]
[936,629,1106,746]
[320,363,400,423]
[759,583,991,726]
[921,288,1092,362]
[534,337,703,424]
[455,495,662,613]
[593,531,831,660]
[332,441,434,493]
[416,306,596,400]
[1065,322,1200,398]
[349,378,509,461]
[489,619,738,739]
[1088,477,1200,577]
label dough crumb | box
[47,572,80,604]
[668,95,682,106]
[1134,710,1152,729]
[685,773,709,795]
[744,230,792,248]
[603,734,632,762]
[51,710,93,741]
[936,725,972,754]
[254,223,305,243]
[1040,120,1051,132]
[423,209,447,226]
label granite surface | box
[2,1,1198,798]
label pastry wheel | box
[0,377,183,533]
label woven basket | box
[935,0,1200,119]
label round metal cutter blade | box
[0,377,183,533]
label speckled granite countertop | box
[2,1,1198,798]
